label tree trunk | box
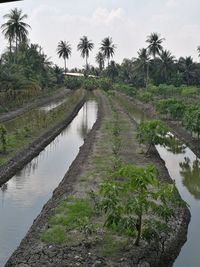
[15,36,18,62]
[135,214,142,246]
[146,144,152,155]
[64,58,66,73]
[146,62,149,90]
[86,56,88,71]
[107,57,110,67]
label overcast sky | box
[0,0,200,69]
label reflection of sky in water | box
[128,103,200,267]
[39,99,66,112]
[0,100,98,266]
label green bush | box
[156,98,186,120]
[83,78,98,91]
[138,91,152,103]
[98,78,112,91]
[65,77,83,90]
[181,86,198,97]
[148,84,159,95]
[113,83,136,96]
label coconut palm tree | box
[146,32,165,58]
[77,36,94,70]
[100,37,116,66]
[1,8,30,56]
[178,56,195,85]
[95,51,105,71]
[197,46,200,58]
[136,48,150,88]
[158,50,175,82]
[57,41,72,73]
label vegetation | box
[0,125,7,153]
[0,89,85,166]
[99,164,181,246]
[77,36,94,71]
[100,37,116,66]
[57,41,72,73]
[137,120,170,154]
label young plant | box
[137,120,170,154]
[99,164,184,246]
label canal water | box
[127,101,200,267]
[0,100,98,266]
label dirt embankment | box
[6,90,190,267]
[0,88,70,123]
[0,93,86,186]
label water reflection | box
[166,137,186,154]
[39,99,65,112]
[0,100,98,266]
[78,102,89,139]
[180,157,200,200]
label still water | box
[0,100,98,266]
[128,102,200,267]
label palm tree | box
[100,37,116,66]
[136,48,150,88]
[57,41,72,73]
[178,56,195,85]
[1,8,30,56]
[77,36,94,70]
[95,51,105,71]
[158,50,175,82]
[146,32,165,58]
[197,46,200,58]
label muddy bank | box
[0,95,86,186]
[0,88,70,123]
[5,90,190,267]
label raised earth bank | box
[118,91,200,159]
[6,90,190,267]
[0,89,86,185]
[0,87,70,123]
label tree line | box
[1,7,200,94]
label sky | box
[0,0,200,69]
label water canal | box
[0,100,98,266]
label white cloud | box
[0,0,200,68]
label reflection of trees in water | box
[14,157,39,188]
[78,102,89,139]
[180,157,200,199]
[0,183,7,207]
[166,137,186,154]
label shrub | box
[137,120,170,153]
[65,77,83,90]
[83,78,98,91]
[99,164,183,246]
[0,124,7,153]
[138,92,152,103]
[181,86,198,97]
[113,83,136,96]
[98,78,112,91]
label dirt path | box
[0,88,70,123]
[5,90,190,267]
